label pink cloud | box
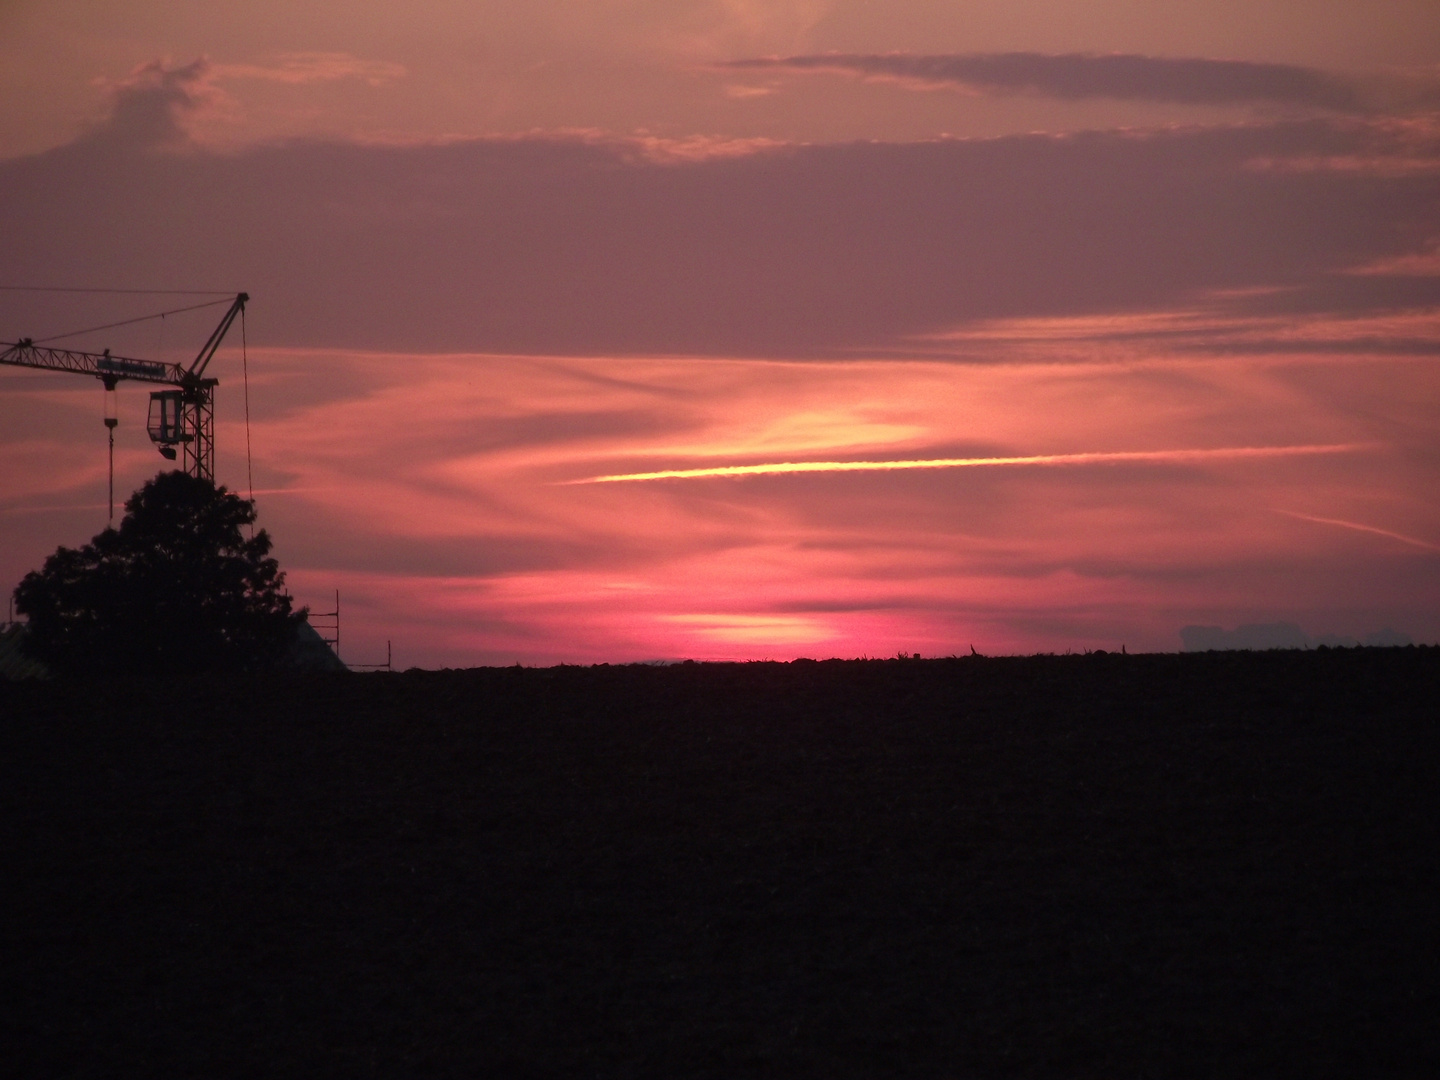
[3,76,1437,358]
[85,58,217,149]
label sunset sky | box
[2,1,1437,665]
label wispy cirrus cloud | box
[1277,510,1440,552]
[722,52,1424,113]
[6,337,1437,663]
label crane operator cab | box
[147,389,189,460]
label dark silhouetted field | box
[4,649,1438,1077]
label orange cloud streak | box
[572,443,1374,484]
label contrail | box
[570,443,1371,484]
[1277,509,1439,551]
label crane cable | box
[31,297,234,346]
[0,286,234,296]
[242,305,255,536]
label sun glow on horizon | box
[661,612,835,645]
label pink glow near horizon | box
[178,310,1439,663]
[4,315,1438,665]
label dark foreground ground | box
[3,649,1439,1078]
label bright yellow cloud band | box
[572,443,1371,484]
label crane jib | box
[0,342,183,384]
[1,291,246,484]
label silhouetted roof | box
[289,619,347,673]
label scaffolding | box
[306,590,392,671]
[308,590,340,661]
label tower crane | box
[0,293,248,507]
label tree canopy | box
[14,472,303,675]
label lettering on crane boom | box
[97,354,170,380]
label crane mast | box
[0,292,248,484]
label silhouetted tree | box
[13,472,303,675]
